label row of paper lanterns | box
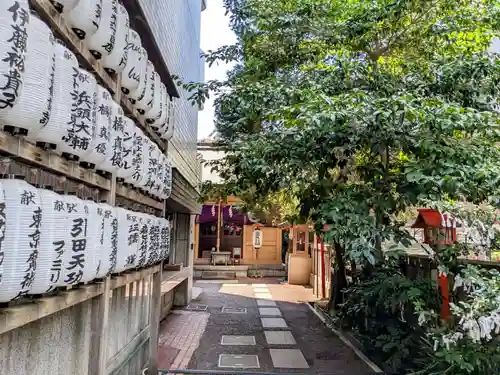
[0,178,171,302]
[54,0,177,136]
[0,1,174,199]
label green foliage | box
[177,1,500,373]
[180,0,500,265]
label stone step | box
[201,271,236,279]
[248,269,286,277]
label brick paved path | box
[157,279,376,374]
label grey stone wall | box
[0,275,178,375]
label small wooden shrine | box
[411,208,459,246]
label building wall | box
[139,0,204,188]
[198,148,224,184]
[194,223,283,265]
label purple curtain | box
[222,205,246,225]
[196,204,247,225]
[196,204,219,224]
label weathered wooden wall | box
[243,226,282,264]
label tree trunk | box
[330,241,347,309]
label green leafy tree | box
[180,0,500,372]
[183,0,500,297]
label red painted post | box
[320,238,326,299]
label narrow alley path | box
[157,279,376,374]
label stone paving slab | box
[259,307,282,316]
[270,348,309,369]
[219,354,260,368]
[187,281,374,374]
[261,317,289,328]
[221,335,256,345]
[264,331,297,345]
[221,307,248,314]
[254,292,273,299]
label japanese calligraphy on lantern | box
[110,109,125,168]
[108,217,118,275]
[95,89,111,155]
[20,205,42,297]
[131,132,143,182]
[40,50,56,126]
[137,219,148,267]
[0,202,5,283]
[253,228,263,249]
[62,68,96,152]
[48,239,65,289]
[0,1,29,110]
[149,221,160,264]
[65,214,87,285]
[103,0,117,54]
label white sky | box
[198,0,237,140]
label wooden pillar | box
[148,266,163,375]
[88,75,121,375]
[216,200,222,252]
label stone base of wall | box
[194,265,286,279]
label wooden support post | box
[170,212,177,264]
[89,278,112,375]
[148,266,163,375]
[216,200,222,252]
[89,75,121,375]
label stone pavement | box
[156,279,376,374]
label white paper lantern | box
[29,187,68,294]
[143,73,163,127]
[160,97,175,141]
[116,117,135,180]
[150,83,167,134]
[102,4,129,75]
[135,213,149,268]
[144,142,160,194]
[63,0,102,40]
[98,100,124,174]
[32,42,78,149]
[0,14,54,137]
[51,0,78,13]
[55,194,88,287]
[160,154,172,200]
[55,67,97,160]
[133,60,154,115]
[82,85,112,169]
[162,219,172,260]
[0,1,29,112]
[125,126,146,187]
[121,29,144,94]
[82,198,101,282]
[127,47,148,104]
[153,153,165,199]
[0,178,42,302]
[146,215,160,266]
[115,208,140,272]
[136,135,152,189]
[159,218,171,261]
[95,201,116,278]
[85,0,118,59]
